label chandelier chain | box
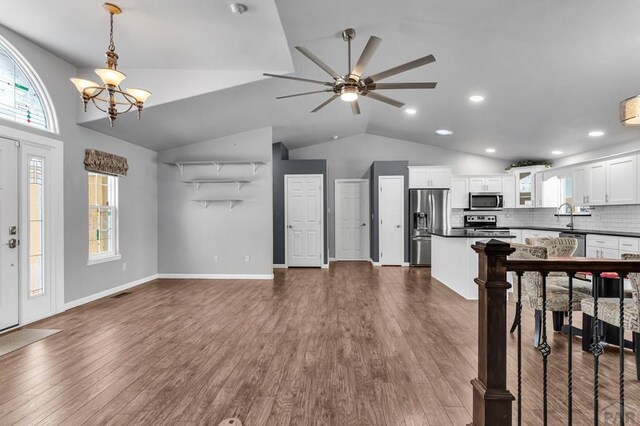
[108,12,116,52]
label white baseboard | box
[272,264,287,269]
[402,262,410,267]
[329,257,337,262]
[321,263,329,269]
[157,273,274,280]
[370,259,381,267]
[65,273,159,310]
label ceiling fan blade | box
[311,95,339,113]
[362,91,405,108]
[263,73,333,86]
[351,36,382,79]
[276,89,334,99]
[363,54,436,84]
[295,46,341,80]
[350,100,361,115]
[367,82,437,90]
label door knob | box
[5,239,18,249]
[288,225,293,229]
[361,223,366,226]
[396,225,402,228]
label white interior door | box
[286,175,323,267]
[335,180,369,260]
[378,176,404,265]
[0,138,19,331]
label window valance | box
[84,149,128,176]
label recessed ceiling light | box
[331,135,339,140]
[404,108,417,115]
[485,148,496,153]
[551,150,563,155]
[469,95,485,103]
[588,130,605,137]
[435,129,453,136]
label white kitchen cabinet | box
[509,229,523,244]
[619,237,640,255]
[451,177,469,209]
[587,161,607,205]
[572,166,587,205]
[587,234,620,259]
[469,176,502,192]
[511,166,547,208]
[502,175,516,208]
[408,166,452,189]
[606,155,637,205]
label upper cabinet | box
[451,177,469,209]
[571,155,637,206]
[502,175,516,209]
[469,176,502,193]
[510,165,547,208]
[408,166,452,189]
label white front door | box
[0,137,19,331]
[286,175,324,267]
[335,180,369,260]
[379,176,404,265]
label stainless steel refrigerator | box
[410,189,451,266]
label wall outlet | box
[214,255,219,262]
[122,262,127,271]
[245,255,250,262]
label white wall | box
[289,133,508,257]
[0,24,158,303]
[554,139,640,167]
[157,127,273,276]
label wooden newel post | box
[470,239,515,426]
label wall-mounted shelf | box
[183,179,250,192]
[192,200,242,211]
[166,160,267,175]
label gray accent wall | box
[272,142,328,265]
[0,24,158,304]
[158,128,273,275]
[370,161,409,263]
[289,133,507,259]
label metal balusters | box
[568,274,574,425]
[590,273,602,426]
[618,273,625,425]
[517,272,523,426]
[538,272,551,426]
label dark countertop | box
[430,229,517,239]
[508,226,640,239]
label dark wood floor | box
[0,262,638,425]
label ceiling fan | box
[264,28,437,115]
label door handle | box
[288,225,293,229]
[361,223,366,226]
[396,225,402,228]
[5,239,19,249]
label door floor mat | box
[0,329,62,357]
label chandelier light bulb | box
[70,78,100,96]
[126,88,152,103]
[95,68,126,87]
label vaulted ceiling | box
[3,0,640,159]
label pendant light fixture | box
[70,3,151,126]
[620,95,640,126]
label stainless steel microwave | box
[468,192,504,211]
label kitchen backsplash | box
[452,205,640,233]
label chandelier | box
[620,95,640,126]
[70,3,151,126]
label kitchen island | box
[431,230,516,300]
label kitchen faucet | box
[557,202,574,230]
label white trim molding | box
[370,259,381,267]
[272,264,287,269]
[64,274,159,310]
[157,273,275,280]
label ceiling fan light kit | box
[70,3,151,126]
[620,94,640,126]
[264,28,437,115]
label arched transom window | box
[0,36,57,133]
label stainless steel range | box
[463,215,512,237]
